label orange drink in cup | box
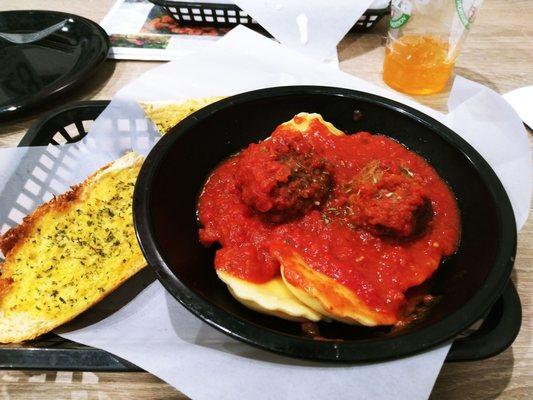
[383,0,484,95]
[383,35,456,95]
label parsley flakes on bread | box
[0,152,146,343]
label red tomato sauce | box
[198,118,460,319]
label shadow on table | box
[453,66,499,93]
[408,67,498,113]
[431,270,522,399]
[510,269,528,355]
[430,347,515,400]
[338,18,388,62]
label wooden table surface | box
[0,0,531,398]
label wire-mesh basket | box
[0,101,140,372]
[148,1,389,31]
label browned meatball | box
[235,131,331,223]
[350,161,432,238]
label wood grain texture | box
[0,0,532,399]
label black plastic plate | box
[0,11,109,120]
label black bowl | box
[133,86,517,362]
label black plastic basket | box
[0,101,140,372]
[0,101,522,370]
[148,0,389,31]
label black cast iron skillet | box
[133,86,519,362]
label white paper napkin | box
[233,0,375,61]
[447,78,532,229]
[0,26,530,400]
[503,86,533,129]
[59,280,451,400]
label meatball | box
[235,132,331,223]
[350,161,432,238]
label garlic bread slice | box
[0,152,146,343]
[140,97,224,135]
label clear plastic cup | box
[382,0,484,95]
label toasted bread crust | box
[0,185,83,257]
[0,153,127,258]
[0,152,146,343]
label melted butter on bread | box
[0,152,146,343]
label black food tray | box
[0,101,522,370]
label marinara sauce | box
[198,116,460,322]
